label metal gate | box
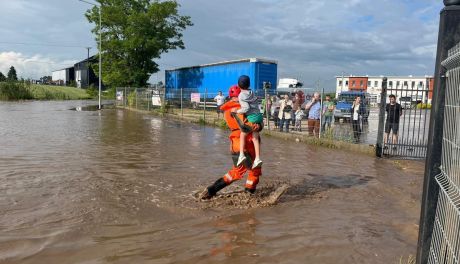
[377,77,433,159]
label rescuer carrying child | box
[199,84,263,199]
[232,75,263,169]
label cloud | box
[0,52,77,79]
[158,0,443,88]
[0,0,444,89]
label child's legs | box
[239,131,247,156]
[252,131,261,160]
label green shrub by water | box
[0,82,92,101]
[0,82,33,100]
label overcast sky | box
[0,0,443,88]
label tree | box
[40,76,52,84]
[7,66,18,81]
[0,72,5,82]
[85,0,193,87]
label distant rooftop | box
[167,58,278,71]
[335,75,434,79]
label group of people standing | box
[266,93,335,137]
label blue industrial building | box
[165,58,278,99]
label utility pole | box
[98,5,102,110]
[78,0,102,110]
[85,47,91,88]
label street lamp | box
[79,0,102,110]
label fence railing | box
[425,42,460,264]
[115,87,432,155]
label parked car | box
[399,96,412,109]
[334,91,370,122]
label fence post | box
[203,88,207,122]
[319,88,324,139]
[416,4,460,263]
[265,87,270,131]
[147,89,150,111]
[124,87,127,107]
[181,87,183,117]
[376,77,387,157]
[135,88,138,109]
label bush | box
[416,103,431,109]
[86,84,98,98]
[127,91,137,107]
[0,81,33,100]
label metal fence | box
[426,42,460,264]
[116,87,429,154]
[377,80,433,159]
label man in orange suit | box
[200,85,262,199]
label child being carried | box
[232,75,263,169]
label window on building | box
[404,81,408,87]
[396,81,400,87]
[339,80,343,86]
[412,81,415,88]
[345,81,349,86]
[419,81,424,88]
[368,81,371,86]
[374,81,378,87]
[352,80,356,86]
[360,80,363,87]
[389,81,393,88]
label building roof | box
[52,66,75,73]
[335,75,433,79]
[167,58,278,71]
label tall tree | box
[85,0,193,87]
[0,72,5,82]
[7,66,18,81]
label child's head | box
[238,75,250,90]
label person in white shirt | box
[214,91,226,118]
[351,96,365,143]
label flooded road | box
[0,101,423,263]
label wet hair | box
[389,94,396,99]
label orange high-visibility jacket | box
[220,100,256,155]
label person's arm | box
[305,99,314,110]
[399,104,403,116]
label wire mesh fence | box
[427,42,460,264]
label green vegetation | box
[0,82,33,100]
[0,82,92,101]
[28,84,92,100]
[85,0,193,87]
[416,103,432,109]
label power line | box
[0,41,94,49]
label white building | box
[335,75,434,106]
[51,67,75,86]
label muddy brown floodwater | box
[0,101,424,264]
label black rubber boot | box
[206,178,228,198]
[245,188,256,194]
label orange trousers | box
[222,154,262,190]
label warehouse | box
[165,58,278,99]
[51,67,75,86]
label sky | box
[0,0,443,89]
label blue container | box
[165,58,277,99]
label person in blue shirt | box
[305,92,321,137]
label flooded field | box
[0,101,424,263]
